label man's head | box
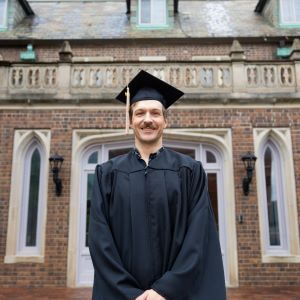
[130,100,167,146]
[115,70,184,145]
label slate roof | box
[0,0,299,40]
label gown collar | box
[132,146,165,163]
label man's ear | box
[164,119,167,129]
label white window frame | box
[254,128,300,263]
[5,130,51,264]
[279,0,300,26]
[0,0,8,29]
[138,0,167,27]
[17,142,45,256]
[260,141,288,254]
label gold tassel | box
[125,86,130,134]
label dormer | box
[255,0,300,27]
[127,0,178,29]
[0,0,34,31]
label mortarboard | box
[115,70,184,133]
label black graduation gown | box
[88,148,226,300]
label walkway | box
[0,287,299,300]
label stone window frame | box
[279,0,300,26]
[5,130,51,264]
[0,0,8,29]
[67,128,239,288]
[137,0,168,28]
[17,141,45,256]
[254,128,300,263]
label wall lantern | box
[241,152,257,196]
[49,154,64,196]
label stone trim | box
[254,128,300,263]
[4,130,51,264]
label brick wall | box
[0,41,280,62]
[0,106,300,287]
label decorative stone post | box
[290,38,300,92]
[0,54,10,100]
[230,39,246,93]
[58,41,73,99]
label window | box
[18,142,45,255]
[262,142,288,252]
[5,130,50,263]
[139,0,167,27]
[254,128,300,262]
[280,0,300,25]
[0,0,8,29]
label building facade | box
[0,0,300,289]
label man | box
[88,70,226,300]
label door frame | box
[67,128,238,287]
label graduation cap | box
[116,70,184,133]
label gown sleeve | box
[151,161,226,300]
[88,165,144,300]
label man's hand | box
[135,289,166,300]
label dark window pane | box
[264,147,281,246]
[109,148,132,160]
[207,173,219,231]
[88,151,98,164]
[85,173,94,247]
[141,0,151,24]
[206,150,216,163]
[26,148,41,247]
[167,147,195,159]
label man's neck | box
[135,140,163,165]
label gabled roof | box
[17,0,34,15]
[254,0,268,13]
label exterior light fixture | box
[49,153,64,196]
[241,152,257,196]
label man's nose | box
[144,112,153,122]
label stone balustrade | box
[0,61,299,104]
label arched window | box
[138,0,167,27]
[18,142,45,255]
[261,141,288,253]
[280,0,300,25]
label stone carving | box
[170,67,181,86]
[263,66,275,87]
[246,66,258,86]
[10,67,57,89]
[200,67,213,87]
[217,67,231,87]
[185,67,197,87]
[280,66,294,86]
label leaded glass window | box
[26,149,41,246]
[18,142,44,254]
[262,141,288,252]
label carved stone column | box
[0,57,10,100]
[58,42,73,99]
[230,40,246,93]
[290,38,300,92]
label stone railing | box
[0,61,299,103]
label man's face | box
[130,100,167,145]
